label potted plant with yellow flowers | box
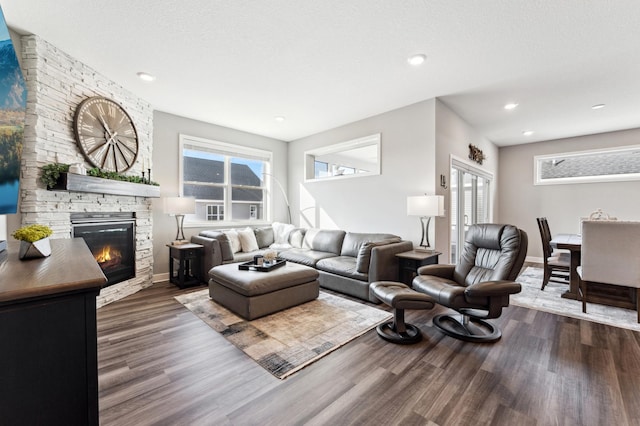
[12,224,53,259]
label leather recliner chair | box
[412,223,527,342]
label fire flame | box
[95,245,122,264]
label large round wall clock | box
[73,96,139,173]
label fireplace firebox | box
[71,212,136,287]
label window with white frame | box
[180,135,271,223]
[206,204,224,221]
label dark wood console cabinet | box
[0,238,106,425]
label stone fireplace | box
[16,35,155,307]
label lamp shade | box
[407,195,444,217]
[163,196,196,215]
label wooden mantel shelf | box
[52,172,160,198]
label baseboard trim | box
[525,256,543,264]
[153,272,169,283]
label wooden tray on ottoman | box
[238,258,286,272]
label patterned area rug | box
[514,266,640,331]
[175,290,392,379]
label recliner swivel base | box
[376,320,422,344]
[432,314,501,343]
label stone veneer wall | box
[18,35,155,307]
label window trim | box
[304,133,381,182]
[534,144,640,185]
[179,134,273,227]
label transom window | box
[179,135,272,224]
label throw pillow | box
[355,242,377,274]
[216,232,234,261]
[272,221,295,244]
[254,227,275,248]
[237,227,259,253]
[224,229,242,254]
[355,238,401,273]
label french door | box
[450,160,492,264]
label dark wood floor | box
[97,280,640,425]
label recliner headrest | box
[465,224,506,250]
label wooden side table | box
[167,243,204,288]
[396,250,441,286]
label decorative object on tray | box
[238,258,285,272]
[12,224,53,259]
[263,249,277,263]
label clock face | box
[73,96,139,172]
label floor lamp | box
[263,172,291,224]
[407,195,445,252]
[163,196,196,244]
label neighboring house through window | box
[179,135,272,224]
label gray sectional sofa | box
[191,225,412,303]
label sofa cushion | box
[231,249,271,264]
[340,232,400,257]
[302,229,346,255]
[238,227,259,252]
[224,229,242,253]
[355,237,402,274]
[316,256,368,281]
[289,228,306,248]
[254,227,275,248]
[278,248,337,267]
[200,230,234,261]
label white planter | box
[19,237,52,259]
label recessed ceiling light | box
[522,130,534,136]
[591,104,605,110]
[136,72,156,82]
[407,54,427,66]
[504,103,519,110]
[274,116,286,122]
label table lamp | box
[407,195,445,252]
[164,196,196,244]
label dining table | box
[550,233,582,300]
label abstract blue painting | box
[0,6,26,214]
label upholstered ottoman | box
[370,281,435,344]
[209,262,320,320]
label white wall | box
[152,111,288,275]
[499,127,640,259]
[288,99,436,244]
[435,100,499,263]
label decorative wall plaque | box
[469,144,486,165]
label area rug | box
[175,290,392,379]
[514,267,640,332]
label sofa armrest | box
[368,240,413,282]
[190,235,222,281]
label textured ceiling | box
[2,0,640,145]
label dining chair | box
[578,220,640,322]
[536,217,570,290]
